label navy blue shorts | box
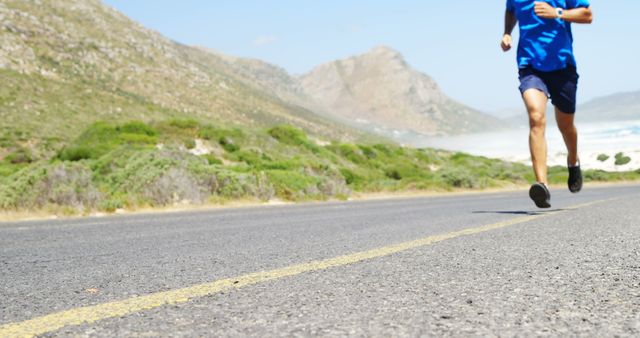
[518,65,579,114]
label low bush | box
[583,169,608,181]
[58,146,96,161]
[5,148,33,164]
[219,136,239,152]
[615,152,631,166]
[268,125,309,146]
[184,139,196,150]
[438,167,477,189]
[57,121,157,161]
[0,162,101,211]
[4,119,640,215]
[268,125,321,153]
[203,154,223,165]
[168,119,200,130]
[118,121,158,137]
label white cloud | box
[252,35,278,47]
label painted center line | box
[0,199,608,338]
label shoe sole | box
[529,184,551,209]
[569,182,582,193]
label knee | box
[529,111,546,131]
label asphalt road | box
[1,184,639,337]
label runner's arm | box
[501,10,517,52]
[559,7,593,24]
[534,2,593,24]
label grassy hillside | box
[0,0,368,143]
[2,121,638,215]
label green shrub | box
[197,126,218,140]
[262,160,298,170]
[337,144,367,164]
[72,122,119,151]
[0,139,13,148]
[359,145,377,159]
[236,149,263,167]
[394,163,428,180]
[118,121,158,136]
[438,167,477,188]
[184,139,196,150]
[198,126,243,141]
[597,154,610,162]
[58,146,96,161]
[450,152,474,165]
[268,125,308,146]
[5,149,33,164]
[219,136,239,152]
[57,121,158,161]
[339,168,356,185]
[385,168,402,180]
[338,168,370,189]
[266,169,321,200]
[203,154,222,165]
[0,162,27,177]
[268,125,321,153]
[168,119,199,129]
[615,152,631,166]
[119,133,157,145]
[99,198,124,212]
[372,144,392,156]
[0,162,101,210]
[584,169,608,181]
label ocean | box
[415,119,640,172]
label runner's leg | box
[522,89,549,184]
[555,107,579,166]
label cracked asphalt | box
[1,184,639,337]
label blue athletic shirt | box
[506,0,590,71]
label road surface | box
[1,184,639,337]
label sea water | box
[415,119,640,172]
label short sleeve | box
[566,0,590,9]
[506,0,515,13]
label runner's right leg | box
[555,107,582,192]
[555,107,579,167]
[522,89,549,185]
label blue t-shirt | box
[506,0,590,71]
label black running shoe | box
[568,164,582,193]
[529,182,551,208]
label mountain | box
[499,90,640,128]
[0,0,507,152]
[578,90,640,122]
[0,0,365,143]
[192,47,328,118]
[299,46,506,136]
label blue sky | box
[103,1,640,115]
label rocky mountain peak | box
[368,45,403,59]
[299,48,503,136]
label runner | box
[501,0,593,208]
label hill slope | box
[0,0,364,144]
[299,46,506,136]
[578,90,640,122]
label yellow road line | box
[0,199,608,337]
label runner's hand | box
[534,1,557,19]
[501,34,512,52]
